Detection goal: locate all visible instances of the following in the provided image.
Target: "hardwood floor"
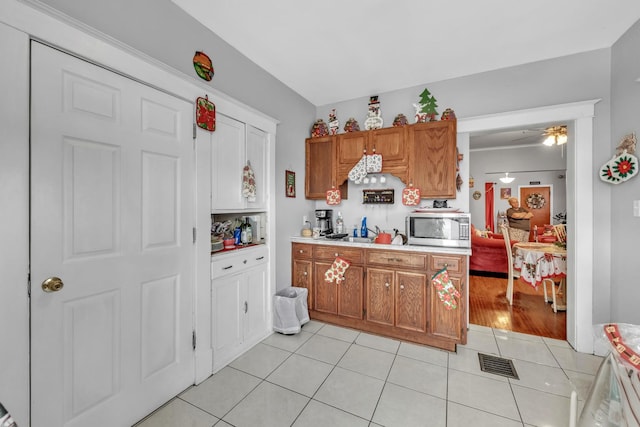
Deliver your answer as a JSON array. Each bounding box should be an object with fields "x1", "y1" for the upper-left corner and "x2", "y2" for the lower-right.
[{"x1": 469, "y1": 274, "x2": 566, "y2": 340}]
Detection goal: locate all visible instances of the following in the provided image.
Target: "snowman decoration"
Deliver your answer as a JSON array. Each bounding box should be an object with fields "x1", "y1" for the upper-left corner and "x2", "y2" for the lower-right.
[
  {"x1": 328, "y1": 109, "x2": 340, "y2": 135},
  {"x1": 364, "y1": 96, "x2": 383, "y2": 130}
]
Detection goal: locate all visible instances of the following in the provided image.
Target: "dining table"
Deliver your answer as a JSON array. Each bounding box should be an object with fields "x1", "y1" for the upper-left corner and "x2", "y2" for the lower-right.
[{"x1": 513, "y1": 241, "x2": 567, "y2": 311}]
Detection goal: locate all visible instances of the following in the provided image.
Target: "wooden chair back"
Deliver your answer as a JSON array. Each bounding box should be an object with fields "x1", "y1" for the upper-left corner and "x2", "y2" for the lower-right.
[{"x1": 554, "y1": 224, "x2": 567, "y2": 242}]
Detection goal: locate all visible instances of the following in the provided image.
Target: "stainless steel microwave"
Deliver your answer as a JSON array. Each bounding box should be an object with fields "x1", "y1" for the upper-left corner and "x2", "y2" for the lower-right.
[{"x1": 405, "y1": 212, "x2": 471, "y2": 248}]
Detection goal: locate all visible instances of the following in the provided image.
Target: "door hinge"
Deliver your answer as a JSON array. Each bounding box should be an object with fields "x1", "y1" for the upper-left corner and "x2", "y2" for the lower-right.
[
  {"x1": 193, "y1": 123, "x2": 197, "y2": 139},
  {"x1": 192, "y1": 330, "x2": 196, "y2": 350},
  {"x1": 193, "y1": 227, "x2": 197, "y2": 244},
  {"x1": 27, "y1": 272, "x2": 31, "y2": 297}
]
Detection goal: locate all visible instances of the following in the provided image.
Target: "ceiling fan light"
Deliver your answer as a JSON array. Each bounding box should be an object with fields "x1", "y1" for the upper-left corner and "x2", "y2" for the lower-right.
[
  {"x1": 543, "y1": 135, "x2": 556, "y2": 146},
  {"x1": 500, "y1": 173, "x2": 515, "y2": 184},
  {"x1": 557, "y1": 134, "x2": 568, "y2": 145}
]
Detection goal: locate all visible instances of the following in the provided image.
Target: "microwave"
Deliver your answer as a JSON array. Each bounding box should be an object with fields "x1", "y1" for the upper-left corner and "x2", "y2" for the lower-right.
[{"x1": 406, "y1": 212, "x2": 471, "y2": 248}]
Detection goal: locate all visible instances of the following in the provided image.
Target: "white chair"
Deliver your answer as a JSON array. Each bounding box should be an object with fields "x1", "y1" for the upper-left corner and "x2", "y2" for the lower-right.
[
  {"x1": 542, "y1": 277, "x2": 566, "y2": 313},
  {"x1": 500, "y1": 225, "x2": 520, "y2": 305}
]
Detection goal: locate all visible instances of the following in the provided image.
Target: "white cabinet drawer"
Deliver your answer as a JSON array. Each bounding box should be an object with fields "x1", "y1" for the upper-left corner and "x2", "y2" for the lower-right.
[{"x1": 211, "y1": 246, "x2": 268, "y2": 279}]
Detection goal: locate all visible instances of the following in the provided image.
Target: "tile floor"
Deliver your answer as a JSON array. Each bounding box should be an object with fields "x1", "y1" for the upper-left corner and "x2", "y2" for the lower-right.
[{"x1": 134, "y1": 321, "x2": 603, "y2": 427}]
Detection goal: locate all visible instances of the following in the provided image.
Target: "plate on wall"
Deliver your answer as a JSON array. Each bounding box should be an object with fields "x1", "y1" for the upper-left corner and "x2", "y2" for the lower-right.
[{"x1": 413, "y1": 208, "x2": 461, "y2": 213}]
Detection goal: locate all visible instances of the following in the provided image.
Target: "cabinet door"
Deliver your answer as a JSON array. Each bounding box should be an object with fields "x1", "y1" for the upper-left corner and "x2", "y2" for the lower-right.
[
  {"x1": 212, "y1": 115, "x2": 245, "y2": 209},
  {"x1": 212, "y1": 274, "x2": 243, "y2": 366},
  {"x1": 429, "y1": 275, "x2": 464, "y2": 341},
  {"x1": 338, "y1": 265, "x2": 364, "y2": 319},
  {"x1": 314, "y1": 261, "x2": 337, "y2": 314},
  {"x1": 408, "y1": 121, "x2": 457, "y2": 198},
  {"x1": 245, "y1": 125, "x2": 268, "y2": 210},
  {"x1": 292, "y1": 258, "x2": 313, "y2": 309},
  {"x1": 305, "y1": 136, "x2": 336, "y2": 199},
  {"x1": 366, "y1": 268, "x2": 394, "y2": 326},
  {"x1": 244, "y1": 265, "x2": 269, "y2": 344},
  {"x1": 371, "y1": 127, "x2": 408, "y2": 180},
  {"x1": 336, "y1": 131, "x2": 368, "y2": 184},
  {"x1": 395, "y1": 271, "x2": 427, "y2": 333}
]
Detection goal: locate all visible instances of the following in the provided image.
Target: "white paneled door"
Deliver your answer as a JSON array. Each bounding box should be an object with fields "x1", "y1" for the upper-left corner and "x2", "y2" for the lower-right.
[{"x1": 30, "y1": 42, "x2": 195, "y2": 427}]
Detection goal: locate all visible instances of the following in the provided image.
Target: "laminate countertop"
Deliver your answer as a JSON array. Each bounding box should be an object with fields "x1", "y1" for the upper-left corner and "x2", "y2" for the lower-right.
[{"x1": 290, "y1": 236, "x2": 471, "y2": 256}]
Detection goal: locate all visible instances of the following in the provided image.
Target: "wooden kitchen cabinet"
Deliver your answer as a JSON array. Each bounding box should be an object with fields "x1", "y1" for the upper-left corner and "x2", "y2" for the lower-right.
[
  {"x1": 291, "y1": 241, "x2": 467, "y2": 351},
  {"x1": 428, "y1": 254, "x2": 466, "y2": 342},
  {"x1": 305, "y1": 136, "x2": 347, "y2": 200},
  {"x1": 312, "y1": 245, "x2": 364, "y2": 319},
  {"x1": 336, "y1": 126, "x2": 408, "y2": 185},
  {"x1": 408, "y1": 120, "x2": 457, "y2": 199},
  {"x1": 291, "y1": 243, "x2": 313, "y2": 308}
]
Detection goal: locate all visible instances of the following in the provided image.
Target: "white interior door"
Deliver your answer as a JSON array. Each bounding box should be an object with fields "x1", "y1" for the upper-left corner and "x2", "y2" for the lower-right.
[{"x1": 30, "y1": 42, "x2": 195, "y2": 427}]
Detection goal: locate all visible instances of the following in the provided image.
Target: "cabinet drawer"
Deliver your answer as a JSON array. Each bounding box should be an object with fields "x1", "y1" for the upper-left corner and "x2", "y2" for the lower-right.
[
  {"x1": 430, "y1": 254, "x2": 464, "y2": 274},
  {"x1": 211, "y1": 247, "x2": 268, "y2": 279},
  {"x1": 367, "y1": 250, "x2": 427, "y2": 269},
  {"x1": 292, "y1": 243, "x2": 313, "y2": 258},
  {"x1": 314, "y1": 245, "x2": 363, "y2": 264}
]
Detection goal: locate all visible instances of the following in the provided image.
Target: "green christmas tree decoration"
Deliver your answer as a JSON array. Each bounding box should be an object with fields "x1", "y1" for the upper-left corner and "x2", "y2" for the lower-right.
[{"x1": 418, "y1": 88, "x2": 439, "y2": 120}]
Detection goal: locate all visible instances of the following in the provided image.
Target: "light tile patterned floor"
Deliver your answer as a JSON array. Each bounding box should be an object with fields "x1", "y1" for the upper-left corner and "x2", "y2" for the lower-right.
[{"x1": 134, "y1": 322, "x2": 602, "y2": 426}]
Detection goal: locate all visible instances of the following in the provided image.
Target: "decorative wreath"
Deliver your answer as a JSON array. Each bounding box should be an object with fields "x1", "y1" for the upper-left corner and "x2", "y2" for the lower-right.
[{"x1": 526, "y1": 193, "x2": 546, "y2": 209}]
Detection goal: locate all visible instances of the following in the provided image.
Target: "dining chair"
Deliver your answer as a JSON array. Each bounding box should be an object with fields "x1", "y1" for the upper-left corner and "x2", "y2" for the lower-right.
[
  {"x1": 542, "y1": 277, "x2": 566, "y2": 313},
  {"x1": 500, "y1": 225, "x2": 520, "y2": 305},
  {"x1": 554, "y1": 224, "x2": 567, "y2": 242}
]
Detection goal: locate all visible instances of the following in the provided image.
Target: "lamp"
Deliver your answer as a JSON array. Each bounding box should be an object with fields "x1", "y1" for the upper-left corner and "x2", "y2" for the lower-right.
[
  {"x1": 500, "y1": 173, "x2": 515, "y2": 184},
  {"x1": 543, "y1": 126, "x2": 568, "y2": 146}
]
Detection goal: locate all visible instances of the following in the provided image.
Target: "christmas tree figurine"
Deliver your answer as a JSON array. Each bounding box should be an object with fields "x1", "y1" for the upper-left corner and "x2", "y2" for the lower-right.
[{"x1": 414, "y1": 88, "x2": 439, "y2": 122}]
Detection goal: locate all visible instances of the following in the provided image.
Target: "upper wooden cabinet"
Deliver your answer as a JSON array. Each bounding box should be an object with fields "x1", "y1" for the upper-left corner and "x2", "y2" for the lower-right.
[
  {"x1": 305, "y1": 136, "x2": 348, "y2": 200},
  {"x1": 336, "y1": 126, "x2": 409, "y2": 185},
  {"x1": 408, "y1": 120, "x2": 457, "y2": 199},
  {"x1": 306, "y1": 121, "x2": 457, "y2": 200}
]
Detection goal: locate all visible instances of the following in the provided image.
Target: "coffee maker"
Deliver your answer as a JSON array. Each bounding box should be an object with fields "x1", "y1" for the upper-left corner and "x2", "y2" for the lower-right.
[{"x1": 315, "y1": 209, "x2": 333, "y2": 236}]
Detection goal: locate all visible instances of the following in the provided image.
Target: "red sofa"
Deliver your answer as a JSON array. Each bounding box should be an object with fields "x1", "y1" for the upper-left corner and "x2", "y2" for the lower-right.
[{"x1": 469, "y1": 227, "x2": 512, "y2": 275}]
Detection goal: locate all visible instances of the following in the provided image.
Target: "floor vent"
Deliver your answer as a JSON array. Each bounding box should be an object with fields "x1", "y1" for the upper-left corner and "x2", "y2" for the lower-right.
[{"x1": 478, "y1": 353, "x2": 519, "y2": 380}]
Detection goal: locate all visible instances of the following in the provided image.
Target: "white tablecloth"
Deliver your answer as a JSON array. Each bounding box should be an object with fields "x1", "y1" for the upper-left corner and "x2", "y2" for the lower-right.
[{"x1": 513, "y1": 242, "x2": 567, "y2": 288}]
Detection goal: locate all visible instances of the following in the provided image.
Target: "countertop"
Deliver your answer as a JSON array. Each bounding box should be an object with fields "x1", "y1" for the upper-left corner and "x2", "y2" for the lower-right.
[{"x1": 291, "y1": 236, "x2": 471, "y2": 256}]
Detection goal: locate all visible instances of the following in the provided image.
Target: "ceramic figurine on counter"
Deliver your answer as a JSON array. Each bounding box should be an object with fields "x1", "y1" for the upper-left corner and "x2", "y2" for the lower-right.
[
  {"x1": 392, "y1": 113, "x2": 409, "y2": 127},
  {"x1": 328, "y1": 109, "x2": 340, "y2": 135},
  {"x1": 414, "y1": 87, "x2": 438, "y2": 122},
  {"x1": 441, "y1": 108, "x2": 456, "y2": 121}
]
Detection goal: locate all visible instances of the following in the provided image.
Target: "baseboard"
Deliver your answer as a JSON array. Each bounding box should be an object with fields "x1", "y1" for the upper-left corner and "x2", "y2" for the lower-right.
[{"x1": 470, "y1": 270, "x2": 508, "y2": 279}]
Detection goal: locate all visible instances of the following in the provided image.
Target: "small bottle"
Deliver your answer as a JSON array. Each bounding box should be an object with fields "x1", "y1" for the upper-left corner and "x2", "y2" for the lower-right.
[
  {"x1": 241, "y1": 218, "x2": 252, "y2": 245},
  {"x1": 335, "y1": 212, "x2": 344, "y2": 234},
  {"x1": 361, "y1": 217, "x2": 368, "y2": 238},
  {"x1": 353, "y1": 225, "x2": 358, "y2": 237}
]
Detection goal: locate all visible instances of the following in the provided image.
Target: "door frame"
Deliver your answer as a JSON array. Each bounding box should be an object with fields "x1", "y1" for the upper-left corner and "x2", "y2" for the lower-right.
[{"x1": 459, "y1": 99, "x2": 599, "y2": 353}]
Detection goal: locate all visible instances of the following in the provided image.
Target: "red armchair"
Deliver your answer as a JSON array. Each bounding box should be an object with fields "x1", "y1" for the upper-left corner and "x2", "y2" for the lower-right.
[{"x1": 469, "y1": 226, "x2": 513, "y2": 275}]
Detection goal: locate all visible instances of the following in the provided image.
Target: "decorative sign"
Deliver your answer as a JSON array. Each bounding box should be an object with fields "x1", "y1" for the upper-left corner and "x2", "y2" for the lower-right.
[
  {"x1": 529, "y1": 181, "x2": 541, "y2": 185},
  {"x1": 193, "y1": 51, "x2": 214, "y2": 81},
  {"x1": 285, "y1": 170, "x2": 296, "y2": 198},
  {"x1": 363, "y1": 189, "x2": 394, "y2": 204}
]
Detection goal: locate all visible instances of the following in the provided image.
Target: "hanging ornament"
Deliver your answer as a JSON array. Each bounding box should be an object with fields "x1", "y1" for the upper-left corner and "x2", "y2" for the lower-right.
[
  {"x1": 193, "y1": 51, "x2": 214, "y2": 81},
  {"x1": 195, "y1": 95, "x2": 216, "y2": 131},
  {"x1": 326, "y1": 186, "x2": 341, "y2": 205}
]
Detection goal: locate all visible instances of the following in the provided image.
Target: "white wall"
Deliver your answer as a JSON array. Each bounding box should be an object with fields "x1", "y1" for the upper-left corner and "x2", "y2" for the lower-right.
[{"x1": 611, "y1": 20, "x2": 640, "y2": 324}]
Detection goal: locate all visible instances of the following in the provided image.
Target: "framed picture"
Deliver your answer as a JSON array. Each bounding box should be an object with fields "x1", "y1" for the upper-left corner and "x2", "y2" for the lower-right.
[
  {"x1": 500, "y1": 187, "x2": 511, "y2": 199},
  {"x1": 285, "y1": 170, "x2": 296, "y2": 198}
]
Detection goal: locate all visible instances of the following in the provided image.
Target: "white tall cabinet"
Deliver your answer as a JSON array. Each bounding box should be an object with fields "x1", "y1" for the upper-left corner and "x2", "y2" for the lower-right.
[{"x1": 211, "y1": 114, "x2": 268, "y2": 212}]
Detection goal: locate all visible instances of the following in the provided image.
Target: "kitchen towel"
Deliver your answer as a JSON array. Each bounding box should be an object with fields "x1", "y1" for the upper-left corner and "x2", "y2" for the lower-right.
[{"x1": 242, "y1": 161, "x2": 256, "y2": 201}]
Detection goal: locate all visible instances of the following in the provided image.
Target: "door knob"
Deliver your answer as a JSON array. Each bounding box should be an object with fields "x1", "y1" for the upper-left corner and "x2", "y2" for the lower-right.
[{"x1": 42, "y1": 277, "x2": 64, "y2": 293}]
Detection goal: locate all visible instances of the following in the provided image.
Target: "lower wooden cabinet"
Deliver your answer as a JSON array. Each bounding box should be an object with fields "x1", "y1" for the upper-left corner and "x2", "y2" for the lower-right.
[{"x1": 291, "y1": 242, "x2": 467, "y2": 351}]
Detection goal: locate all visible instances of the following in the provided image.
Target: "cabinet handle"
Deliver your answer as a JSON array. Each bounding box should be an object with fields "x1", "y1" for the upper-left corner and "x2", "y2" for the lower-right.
[
  {"x1": 400, "y1": 285, "x2": 405, "y2": 290},
  {"x1": 244, "y1": 301, "x2": 248, "y2": 313},
  {"x1": 243, "y1": 259, "x2": 248, "y2": 264},
  {"x1": 299, "y1": 250, "x2": 304, "y2": 253},
  {"x1": 223, "y1": 265, "x2": 233, "y2": 270},
  {"x1": 303, "y1": 271, "x2": 308, "y2": 276},
  {"x1": 385, "y1": 282, "x2": 390, "y2": 288},
  {"x1": 256, "y1": 256, "x2": 265, "y2": 260},
  {"x1": 386, "y1": 257, "x2": 402, "y2": 262}
]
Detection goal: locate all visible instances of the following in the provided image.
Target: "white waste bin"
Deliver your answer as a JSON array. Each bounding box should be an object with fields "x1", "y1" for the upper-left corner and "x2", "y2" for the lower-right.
[{"x1": 273, "y1": 287, "x2": 309, "y2": 334}]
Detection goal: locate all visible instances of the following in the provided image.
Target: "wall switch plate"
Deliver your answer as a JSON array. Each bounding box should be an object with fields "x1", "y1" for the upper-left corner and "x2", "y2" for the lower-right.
[{"x1": 634, "y1": 200, "x2": 640, "y2": 217}]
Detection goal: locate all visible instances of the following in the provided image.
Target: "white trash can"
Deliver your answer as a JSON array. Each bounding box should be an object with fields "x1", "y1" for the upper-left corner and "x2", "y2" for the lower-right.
[{"x1": 273, "y1": 287, "x2": 309, "y2": 334}]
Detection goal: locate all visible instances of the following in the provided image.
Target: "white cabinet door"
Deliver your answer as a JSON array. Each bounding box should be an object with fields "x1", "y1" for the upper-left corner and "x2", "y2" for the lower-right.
[
  {"x1": 212, "y1": 274, "x2": 243, "y2": 370},
  {"x1": 245, "y1": 125, "x2": 268, "y2": 210},
  {"x1": 243, "y1": 264, "x2": 269, "y2": 344},
  {"x1": 212, "y1": 114, "x2": 245, "y2": 210}
]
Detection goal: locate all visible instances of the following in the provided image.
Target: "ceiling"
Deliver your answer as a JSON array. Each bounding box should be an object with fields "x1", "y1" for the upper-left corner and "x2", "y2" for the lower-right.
[
  {"x1": 172, "y1": 0, "x2": 640, "y2": 107},
  {"x1": 470, "y1": 122, "x2": 566, "y2": 150}
]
